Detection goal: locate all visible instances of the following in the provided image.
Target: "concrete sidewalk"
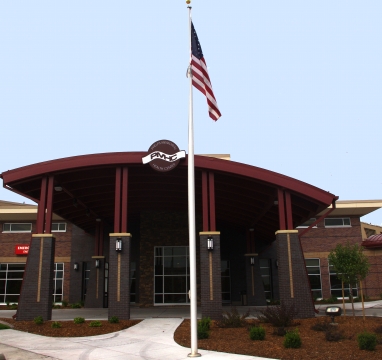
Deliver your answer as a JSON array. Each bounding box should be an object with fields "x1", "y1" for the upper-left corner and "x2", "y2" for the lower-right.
[{"x1": 0, "y1": 318, "x2": 277, "y2": 360}]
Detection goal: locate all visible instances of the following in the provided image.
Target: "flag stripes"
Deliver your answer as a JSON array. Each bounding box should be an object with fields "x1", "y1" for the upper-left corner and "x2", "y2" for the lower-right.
[{"x1": 190, "y1": 22, "x2": 221, "y2": 121}]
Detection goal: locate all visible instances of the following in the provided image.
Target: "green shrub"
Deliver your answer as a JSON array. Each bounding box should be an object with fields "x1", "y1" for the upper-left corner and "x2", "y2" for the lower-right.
[
  {"x1": 258, "y1": 303, "x2": 298, "y2": 328},
  {"x1": 284, "y1": 329, "x2": 301, "y2": 349},
  {"x1": 249, "y1": 325, "x2": 265, "y2": 340},
  {"x1": 74, "y1": 317, "x2": 85, "y2": 324},
  {"x1": 51, "y1": 321, "x2": 62, "y2": 329},
  {"x1": 109, "y1": 316, "x2": 119, "y2": 324},
  {"x1": 199, "y1": 317, "x2": 211, "y2": 330},
  {"x1": 216, "y1": 307, "x2": 249, "y2": 328},
  {"x1": 89, "y1": 320, "x2": 102, "y2": 327},
  {"x1": 61, "y1": 299, "x2": 69, "y2": 307},
  {"x1": 197, "y1": 317, "x2": 211, "y2": 339},
  {"x1": 34, "y1": 316, "x2": 44, "y2": 325},
  {"x1": 357, "y1": 332, "x2": 377, "y2": 351},
  {"x1": 10, "y1": 303, "x2": 18, "y2": 310},
  {"x1": 0, "y1": 323, "x2": 11, "y2": 330},
  {"x1": 325, "y1": 327, "x2": 343, "y2": 342},
  {"x1": 70, "y1": 302, "x2": 82, "y2": 309}
]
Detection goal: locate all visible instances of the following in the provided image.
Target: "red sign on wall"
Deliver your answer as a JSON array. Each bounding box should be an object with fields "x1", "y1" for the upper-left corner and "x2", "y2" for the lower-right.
[{"x1": 15, "y1": 244, "x2": 30, "y2": 255}]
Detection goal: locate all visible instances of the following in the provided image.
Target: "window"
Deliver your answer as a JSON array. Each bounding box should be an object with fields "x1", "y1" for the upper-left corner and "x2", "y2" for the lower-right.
[
  {"x1": 130, "y1": 262, "x2": 136, "y2": 303},
  {"x1": 259, "y1": 259, "x2": 272, "y2": 300},
  {"x1": 51, "y1": 223, "x2": 66, "y2": 232},
  {"x1": 82, "y1": 262, "x2": 90, "y2": 302},
  {"x1": 221, "y1": 260, "x2": 231, "y2": 303},
  {"x1": 0, "y1": 263, "x2": 25, "y2": 303},
  {"x1": 305, "y1": 259, "x2": 322, "y2": 299},
  {"x1": 297, "y1": 218, "x2": 317, "y2": 228},
  {"x1": 154, "y1": 246, "x2": 189, "y2": 304},
  {"x1": 0, "y1": 263, "x2": 64, "y2": 304},
  {"x1": 329, "y1": 262, "x2": 358, "y2": 299},
  {"x1": 324, "y1": 218, "x2": 351, "y2": 227},
  {"x1": 53, "y1": 263, "x2": 64, "y2": 303},
  {"x1": 2, "y1": 223, "x2": 32, "y2": 233}
]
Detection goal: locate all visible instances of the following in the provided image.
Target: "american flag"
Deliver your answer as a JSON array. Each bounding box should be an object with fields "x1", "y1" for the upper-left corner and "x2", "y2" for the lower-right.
[{"x1": 190, "y1": 22, "x2": 221, "y2": 121}]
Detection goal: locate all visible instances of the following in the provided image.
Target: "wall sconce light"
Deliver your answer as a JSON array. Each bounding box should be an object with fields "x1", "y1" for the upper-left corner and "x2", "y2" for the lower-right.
[
  {"x1": 275, "y1": 260, "x2": 279, "y2": 268},
  {"x1": 116, "y1": 238, "x2": 122, "y2": 251},
  {"x1": 250, "y1": 257, "x2": 255, "y2": 266},
  {"x1": 96, "y1": 218, "x2": 101, "y2": 222},
  {"x1": 54, "y1": 186, "x2": 63, "y2": 192},
  {"x1": 207, "y1": 236, "x2": 213, "y2": 250},
  {"x1": 95, "y1": 259, "x2": 100, "y2": 268},
  {"x1": 73, "y1": 262, "x2": 79, "y2": 271}
]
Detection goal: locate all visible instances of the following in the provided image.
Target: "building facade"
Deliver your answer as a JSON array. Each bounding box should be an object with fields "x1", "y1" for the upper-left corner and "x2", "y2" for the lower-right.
[{"x1": 1, "y1": 151, "x2": 380, "y2": 320}]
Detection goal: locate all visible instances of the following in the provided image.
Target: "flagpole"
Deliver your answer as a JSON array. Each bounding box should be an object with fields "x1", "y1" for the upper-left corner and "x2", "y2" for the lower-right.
[{"x1": 187, "y1": 2, "x2": 200, "y2": 358}]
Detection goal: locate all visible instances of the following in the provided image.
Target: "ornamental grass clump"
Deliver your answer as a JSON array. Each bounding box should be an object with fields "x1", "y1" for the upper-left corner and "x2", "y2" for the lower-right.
[
  {"x1": 283, "y1": 329, "x2": 301, "y2": 349},
  {"x1": 34, "y1": 316, "x2": 44, "y2": 325},
  {"x1": 197, "y1": 317, "x2": 211, "y2": 339},
  {"x1": 357, "y1": 332, "x2": 377, "y2": 351},
  {"x1": 73, "y1": 317, "x2": 85, "y2": 324},
  {"x1": 109, "y1": 316, "x2": 119, "y2": 324},
  {"x1": 51, "y1": 321, "x2": 62, "y2": 329},
  {"x1": 249, "y1": 325, "x2": 265, "y2": 341},
  {"x1": 258, "y1": 303, "x2": 298, "y2": 328},
  {"x1": 89, "y1": 320, "x2": 102, "y2": 327},
  {"x1": 216, "y1": 307, "x2": 249, "y2": 328}
]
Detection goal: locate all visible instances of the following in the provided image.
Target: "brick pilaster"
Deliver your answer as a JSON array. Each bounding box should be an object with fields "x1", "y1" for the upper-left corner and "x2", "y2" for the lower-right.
[
  {"x1": 245, "y1": 254, "x2": 267, "y2": 306},
  {"x1": 17, "y1": 234, "x2": 55, "y2": 321},
  {"x1": 84, "y1": 256, "x2": 105, "y2": 308},
  {"x1": 276, "y1": 230, "x2": 315, "y2": 318},
  {"x1": 199, "y1": 232, "x2": 222, "y2": 320},
  {"x1": 108, "y1": 233, "x2": 131, "y2": 320}
]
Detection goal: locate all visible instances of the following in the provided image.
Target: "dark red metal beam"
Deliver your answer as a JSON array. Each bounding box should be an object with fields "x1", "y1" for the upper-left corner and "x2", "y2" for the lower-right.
[
  {"x1": 36, "y1": 177, "x2": 48, "y2": 234},
  {"x1": 114, "y1": 167, "x2": 121, "y2": 233},
  {"x1": 209, "y1": 172, "x2": 216, "y2": 231},
  {"x1": 277, "y1": 188, "x2": 286, "y2": 230},
  {"x1": 44, "y1": 175, "x2": 54, "y2": 234},
  {"x1": 202, "y1": 171, "x2": 209, "y2": 231},
  {"x1": 121, "y1": 167, "x2": 128, "y2": 233},
  {"x1": 285, "y1": 190, "x2": 293, "y2": 230}
]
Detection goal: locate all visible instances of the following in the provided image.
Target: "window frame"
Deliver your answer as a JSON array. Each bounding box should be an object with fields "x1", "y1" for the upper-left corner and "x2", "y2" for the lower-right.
[
  {"x1": 2, "y1": 223, "x2": 32, "y2": 233},
  {"x1": 324, "y1": 218, "x2": 351, "y2": 228},
  {"x1": 51, "y1": 223, "x2": 67, "y2": 232},
  {"x1": 305, "y1": 258, "x2": 322, "y2": 300}
]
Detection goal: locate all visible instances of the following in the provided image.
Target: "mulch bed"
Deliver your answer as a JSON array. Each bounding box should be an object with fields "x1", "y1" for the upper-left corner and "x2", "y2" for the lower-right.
[
  {"x1": 0, "y1": 318, "x2": 140, "y2": 337},
  {"x1": 174, "y1": 317, "x2": 382, "y2": 360}
]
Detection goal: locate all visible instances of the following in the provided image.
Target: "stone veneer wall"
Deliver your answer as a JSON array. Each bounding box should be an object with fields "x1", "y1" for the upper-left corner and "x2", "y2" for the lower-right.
[
  {"x1": 139, "y1": 211, "x2": 200, "y2": 307},
  {"x1": 276, "y1": 231, "x2": 315, "y2": 318}
]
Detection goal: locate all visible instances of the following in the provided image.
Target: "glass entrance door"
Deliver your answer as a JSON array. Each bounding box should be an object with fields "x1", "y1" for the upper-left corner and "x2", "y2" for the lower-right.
[{"x1": 154, "y1": 246, "x2": 190, "y2": 304}]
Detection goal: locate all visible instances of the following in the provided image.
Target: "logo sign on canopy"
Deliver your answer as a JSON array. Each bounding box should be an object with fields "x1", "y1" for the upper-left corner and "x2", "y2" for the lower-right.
[{"x1": 142, "y1": 140, "x2": 186, "y2": 172}]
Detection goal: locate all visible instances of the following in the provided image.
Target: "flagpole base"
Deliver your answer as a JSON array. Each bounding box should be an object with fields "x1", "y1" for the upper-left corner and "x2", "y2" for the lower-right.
[{"x1": 188, "y1": 353, "x2": 201, "y2": 357}]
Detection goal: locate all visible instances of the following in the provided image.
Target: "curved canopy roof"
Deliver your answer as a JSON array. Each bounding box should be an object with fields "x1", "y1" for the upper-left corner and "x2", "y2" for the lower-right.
[{"x1": 1, "y1": 152, "x2": 337, "y2": 242}]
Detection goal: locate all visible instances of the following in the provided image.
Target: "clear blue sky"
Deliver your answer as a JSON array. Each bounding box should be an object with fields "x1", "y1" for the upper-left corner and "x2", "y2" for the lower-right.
[{"x1": 1, "y1": 1, "x2": 381, "y2": 225}]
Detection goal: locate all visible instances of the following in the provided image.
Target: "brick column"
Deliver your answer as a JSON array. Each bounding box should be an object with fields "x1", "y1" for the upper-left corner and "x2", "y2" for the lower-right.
[
  {"x1": 108, "y1": 233, "x2": 131, "y2": 320},
  {"x1": 84, "y1": 256, "x2": 105, "y2": 308},
  {"x1": 17, "y1": 234, "x2": 55, "y2": 321},
  {"x1": 199, "y1": 232, "x2": 222, "y2": 320},
  {"x1": 245, "y1": 254, "x2": 267, "y2": 306},
  {"x1": 276, "y1": 230, "x2": 315, "y2": 318}
]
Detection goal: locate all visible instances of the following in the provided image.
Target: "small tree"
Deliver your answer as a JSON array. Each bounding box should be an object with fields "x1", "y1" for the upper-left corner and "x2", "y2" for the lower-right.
[{"x1": 328, "y1": 243, "x2": 370, "y2": 317}]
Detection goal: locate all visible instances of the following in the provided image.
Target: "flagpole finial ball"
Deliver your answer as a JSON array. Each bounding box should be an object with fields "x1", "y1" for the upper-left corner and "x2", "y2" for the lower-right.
[{"x1": 186, "y1": 0, "x2": 191, "y2": 4}]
